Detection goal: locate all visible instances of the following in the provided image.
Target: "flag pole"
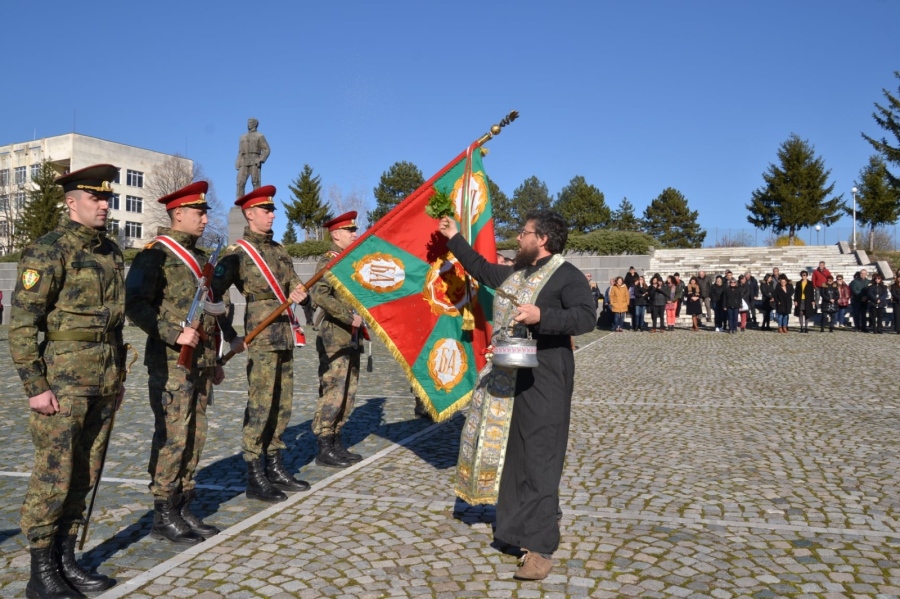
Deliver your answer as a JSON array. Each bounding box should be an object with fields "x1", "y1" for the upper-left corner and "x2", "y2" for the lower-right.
[{"x1": 474, "y1": 111, "x2": 519, "y2": 148}]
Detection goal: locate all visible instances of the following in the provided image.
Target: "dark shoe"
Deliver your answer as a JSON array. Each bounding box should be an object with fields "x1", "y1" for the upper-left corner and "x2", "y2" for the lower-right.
[
  {"x1": 56, "y1": 534, "x2": 113, "y2": 593},
  {"x1": 246, "y1": 459, "x2": 287, "y2": 503},
  {"x1": 179, "y1": 489, "x2": 219, "y2": 538},
  {"x1": 514, "y1": 550, "x2": 553, "y2": 580},
  {"x1": 315, "y1": 435, "x2": 352, "y2": 468},
  {"x1": 26, "y1": 546, "x2": 83, "y2": 599},
  {"x1": 331, "y1": 434, "x2": 362, "y2": 463},
  {"x1": 151, "y1": 495, "x2": 203, "y2": 545},
  {"x1": 266, "y1": 451, "x2": 310, "y2": 492}
]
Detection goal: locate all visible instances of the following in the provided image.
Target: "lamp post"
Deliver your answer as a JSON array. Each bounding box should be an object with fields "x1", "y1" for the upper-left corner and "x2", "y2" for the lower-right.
[
  {"x1": 815, "y1": 224, "x2": 821, "y2": 245},
  {"x1": 851, "y1": 187, "x2": 858, "y2": 250}
]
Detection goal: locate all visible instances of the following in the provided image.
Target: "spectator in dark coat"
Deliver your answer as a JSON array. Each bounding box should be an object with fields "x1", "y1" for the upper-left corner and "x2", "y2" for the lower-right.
[
  {"x1": 723, "y1": 278, "x2": 743, "y2": 334},
  {"x1": 773, "y1": 274, "x2": 794, "y2": 333},
  {"x1": 737, "y1": 274, "x2": 752, "y2": 331},
  {"x1": 710, "y1": 275, "x2": 726, "y2": 332},
  {"x1": 696, "y1": 270, "x2": 712, "y2": 323},
  {"x1": 648, "y1": 276, "x2": 668, "y2": 332},
  {"x1": 891, "y1": 277, "x2": 900, "y2": 334},
  {"x1": 745, "y1": 271, "x2": 760, "y2": 325},
  {"x1": 760, "y1": 274, "x2": 775, "y2": 331},
  {"x1": 867, "y1": 274, "x2": 889, "y2": 334},
  {"x1": 850, "y1": 269, "x2": 870, "y2": 332},
  {"x1": 685, "y1": 277, "x2": 703, "y2": 332},
  {"x1": 632, "y1": 276, "x2": 649, "y2": 332},
  {"x1": 819, "y1": 275, "x2": 839, "y2": 332}
]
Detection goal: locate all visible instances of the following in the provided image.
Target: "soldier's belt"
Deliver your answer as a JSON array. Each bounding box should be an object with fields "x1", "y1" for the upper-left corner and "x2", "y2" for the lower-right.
[
  {"x1": 246, "y1": 292, "x2": 277, "y2": 302},
  {"x1": 46, "y1": 331, "x2": 117, "y2": 343}
]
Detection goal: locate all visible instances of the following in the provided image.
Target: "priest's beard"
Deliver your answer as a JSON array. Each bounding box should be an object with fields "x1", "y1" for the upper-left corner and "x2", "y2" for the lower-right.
[{"x1": 514, "y1": 245, "x2": 539, "y2": 269}]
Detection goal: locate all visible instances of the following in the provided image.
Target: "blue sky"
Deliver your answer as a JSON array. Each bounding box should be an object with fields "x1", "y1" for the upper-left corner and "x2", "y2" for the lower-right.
[{"x1": 3, "y1": 0, "x2": 898, "y2": 245}]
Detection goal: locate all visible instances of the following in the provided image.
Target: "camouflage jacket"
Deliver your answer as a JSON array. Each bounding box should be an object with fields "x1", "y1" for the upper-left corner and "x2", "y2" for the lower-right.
[
  {"x1": 212, "y1": 228, "x2": 302, "y2": 352},
  {"x1": 125, "y1": 228, "x2": 221, "y2": 370},
  {"x1": 311, "y1": 245, "x2": 357, "y2": 349},
  {"x1": 9, "y1": 216, "x2": 125, "y2": 398}
]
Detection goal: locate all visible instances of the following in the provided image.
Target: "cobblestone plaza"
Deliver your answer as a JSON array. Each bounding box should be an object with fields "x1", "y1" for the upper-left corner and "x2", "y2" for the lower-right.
[{"x1": 1, "y1": 324, "x2": 900, "y2": 598}]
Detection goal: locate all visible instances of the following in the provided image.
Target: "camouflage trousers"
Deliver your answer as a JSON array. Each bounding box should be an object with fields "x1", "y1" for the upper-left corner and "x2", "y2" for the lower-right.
[
  {"x1": 313, "y1": 338, "x2": 360, "y2": 437},
  {"x1": 148, "y1": 367, "x2": 213, "y2": 498},
  {"x1": 21, "y1": 393, "x2": 116, "y2": 548},
  {"x1": 243, "y1": 349, "x2": 293, "y2": 462}
]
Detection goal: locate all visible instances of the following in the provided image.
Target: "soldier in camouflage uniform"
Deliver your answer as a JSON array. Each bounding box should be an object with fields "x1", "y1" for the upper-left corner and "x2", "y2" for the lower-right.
[
  {"x1": 125, "y1": 181, "x2": 226, "y2": 546},
  {"x1": 10, "y1": 164, "x2": 124, "y2": 598},
  {"x1": 212, "y1": 185, "x2": 310, "y2": 503},
  {"x1": 311, "y1": 211, "x2": 365, "y2": 469}
]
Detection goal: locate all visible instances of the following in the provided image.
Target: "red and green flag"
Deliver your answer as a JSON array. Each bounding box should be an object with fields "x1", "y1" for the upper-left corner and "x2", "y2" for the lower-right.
[{"x1": 321, "y1": 144, "x2": 497, "y2": 421}]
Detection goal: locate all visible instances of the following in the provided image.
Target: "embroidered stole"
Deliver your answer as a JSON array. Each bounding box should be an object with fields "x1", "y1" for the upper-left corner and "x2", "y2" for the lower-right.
[
  {"x1": 236, "y1": 239, "x2": 305, "y2": 347},
  {"x1": 454, "y1": 254, "x2": 566, "y2": 505}
]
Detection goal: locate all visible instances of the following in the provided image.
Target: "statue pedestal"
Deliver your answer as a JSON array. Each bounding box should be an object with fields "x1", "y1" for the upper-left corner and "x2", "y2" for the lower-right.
[{"x1": 228, "y1": 207, "x2": 244, "y2": 244}]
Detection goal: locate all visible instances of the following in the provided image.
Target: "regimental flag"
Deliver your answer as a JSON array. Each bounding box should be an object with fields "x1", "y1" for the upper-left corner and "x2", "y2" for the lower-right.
[{"x1": 322, "y1": 145, "x2": 497, "y2": 421}]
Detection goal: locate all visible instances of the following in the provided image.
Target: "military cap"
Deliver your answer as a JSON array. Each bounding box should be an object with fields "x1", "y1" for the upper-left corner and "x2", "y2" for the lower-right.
[
  {"x1": 55, "y1": 163, "x2": 118, "y2": 196},
  {"x1": 235, "y1": 185, "x2": 276, "y2": 210},
  {"x1": 324, "y1": 211, "x2": 358, "y2": 232},
  {"x1": 158, "y1": 181, "x2": 209, "y2": 210}
]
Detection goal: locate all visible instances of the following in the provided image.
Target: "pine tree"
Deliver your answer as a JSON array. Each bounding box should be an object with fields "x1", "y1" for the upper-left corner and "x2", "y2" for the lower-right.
[
  {"x1": 14, "y1": 161, "x2": 64, "y2": 249},
  {"x1": 610, "y1": 197, "x2": 640, "y2": 231},
  {"x1": 285, "y1": 165, "x2": 332, "y2": 241},
  {"x1": 746, "y1": 134, "x2": 844, "y2": 244},
  {"x1": 554, "y1": 175, "x2": 610, "y2": 233},
  {"x1": 367, "y1": 161, "x2": 424, "y2": 225},
  {"x1": 849, "y1": 155, "x2": 900, "y2": 251},
  {"x1": 282, "y1": 220, "x2": 298, "y2": 244},
  {"x1": 487, "y1": 177, "x2": 516, "y2": 241},
  {"x1": 862, "y1": 70, "x2": 900, "y2": 189},
  {"x1": 510, "y1": 176, "x2": 552, "y2": 225},
  {"x1": 641, "y1": 187, "x2": 706, "y2": 248}
]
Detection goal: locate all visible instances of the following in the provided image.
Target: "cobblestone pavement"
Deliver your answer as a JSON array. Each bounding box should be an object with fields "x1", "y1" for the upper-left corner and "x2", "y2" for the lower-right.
[{"x1": 2, "y1": 324, "x2": 900, "y2": 598}]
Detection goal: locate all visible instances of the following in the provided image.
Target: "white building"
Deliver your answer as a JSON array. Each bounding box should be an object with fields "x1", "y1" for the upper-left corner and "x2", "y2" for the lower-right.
[{"x1": 0, "y1": 133, "x2": 192, "y2": 252}]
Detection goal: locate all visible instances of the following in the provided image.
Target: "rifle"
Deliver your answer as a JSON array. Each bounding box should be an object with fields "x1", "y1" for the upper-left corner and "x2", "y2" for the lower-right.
[
  {"x1": 79, "y1": 344, "x2": 139, "y2": 550},
  {"x1": 177, "y1": 239, "x2": 225, "y2": 373}
]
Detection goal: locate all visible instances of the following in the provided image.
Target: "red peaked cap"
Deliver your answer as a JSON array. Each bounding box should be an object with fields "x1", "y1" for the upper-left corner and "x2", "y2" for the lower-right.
[
  {"x1": 235, "y1": 185, "x2": 276, "y2": 210},
  {"x1": 324, "y1": 211, "x2": 358, "y2": 231},
  {"x1": 157, "y1": 181, "x2": 209, "y2": 210}
]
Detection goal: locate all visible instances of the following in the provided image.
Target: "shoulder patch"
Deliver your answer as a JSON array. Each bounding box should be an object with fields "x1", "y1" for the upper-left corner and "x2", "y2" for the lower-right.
[
  {"x1": 22, "y1": 269, "x2": 41, "y2": 290},
  {"x1": 37, "y1": 231, "x2": 64, "y2": 246},
  {"x1": 214, "y1": 264, "x2": 226, "y2": 278},
  {"x1": 325, "y1": 250, "x2": 339, "y2": 259}
]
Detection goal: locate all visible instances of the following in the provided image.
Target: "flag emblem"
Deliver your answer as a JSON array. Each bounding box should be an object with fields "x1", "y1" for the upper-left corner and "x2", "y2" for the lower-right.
[
  {"x1": 451, "y1": 171, "x2": 489, "y2": 223},
  {"x1": 351, "y1": 253, "x2": 406, "y2": 293},
  {"x1": 423, "y1": 254, "x2": 479, "y2": 317},
  {"x1": 427, "y1": 338, "x2": 467, "y2": 391}
]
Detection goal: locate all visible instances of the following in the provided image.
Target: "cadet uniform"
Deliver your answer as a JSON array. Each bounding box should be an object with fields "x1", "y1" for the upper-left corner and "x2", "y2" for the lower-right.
[
  {"x1": 125, "y1": 181, "x2": 222, "y2": 545},
  {"x1": 311, "y1": 212, "x2": 364, "y2": 468},
  {"x1": 212, "y1": 185, "x2": 310, "y2": 503},
  {"x1": 11, "y1": 164, "x2": 123, "y2": 597}
]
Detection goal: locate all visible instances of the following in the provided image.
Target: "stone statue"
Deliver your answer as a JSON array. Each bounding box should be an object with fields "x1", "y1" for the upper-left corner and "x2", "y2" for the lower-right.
[{"x1": 235, "y1": 118, "x2": 271, "y2": 198}]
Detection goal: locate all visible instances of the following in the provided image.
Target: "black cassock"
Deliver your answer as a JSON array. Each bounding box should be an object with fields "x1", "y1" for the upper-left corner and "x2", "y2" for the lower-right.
[{"x1": 448, "y1": 235, "x2": 596, "y2": 554}]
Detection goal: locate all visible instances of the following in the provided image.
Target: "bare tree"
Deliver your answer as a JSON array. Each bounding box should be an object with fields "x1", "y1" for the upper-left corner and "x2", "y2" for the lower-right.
[
  {"x1": 858, "y1": 227, "x2": 897, "y2": 253},
  {"x1": 0, "y1": 176, "x2": 17, "y2": 254},
  {"x1": 714, "y1": 230, "x2": 754, "y2": 248},
  {"x1": 327, "y1": 184, "x2": 370, "y2": 233}
]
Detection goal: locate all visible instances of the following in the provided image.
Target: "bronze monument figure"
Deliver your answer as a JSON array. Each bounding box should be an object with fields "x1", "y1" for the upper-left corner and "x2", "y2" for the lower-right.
[{"x1": 235, "y1": 118, "x2": 271, "y2": 198}]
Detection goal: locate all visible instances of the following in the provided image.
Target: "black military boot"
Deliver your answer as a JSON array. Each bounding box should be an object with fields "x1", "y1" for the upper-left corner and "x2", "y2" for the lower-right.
[
  {"x1": 266, "y1": 451, "x2": 310, "y2": 492},
  {"x1": 56, "y1": 533, "x2": 113, "y2": 593},
  {"x1": 331, "y1": 433, "x2": 362, "y2": 463},
  {"x1": 315, "y1": 435, "x2": 351, "y2": 468},
  {"x1": 26, "y1": 546, "x2": 83, "y2": 599},
  {"x1": 179, "y1": 489, "x2": 219, "y2": 538},
  {"x1": 150, "y1": 495, "x2": 203, "y2": 545},
  {"x1": 246, "y1": 459, "x2": 287, "y2": 503}
]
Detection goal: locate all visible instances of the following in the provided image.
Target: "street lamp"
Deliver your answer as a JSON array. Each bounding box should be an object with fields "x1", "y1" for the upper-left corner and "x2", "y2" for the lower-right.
[
  {"x1": 815, "y1": 224, "x2": 821, "y2": 245},
  {"x1": 851, "y1": 187, "x2": 858, "y2": 250}
]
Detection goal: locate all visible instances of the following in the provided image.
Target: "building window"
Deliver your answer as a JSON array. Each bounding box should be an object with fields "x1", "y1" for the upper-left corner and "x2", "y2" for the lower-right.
[
  {"x1": 126, "y1": 195, "x2": 143, "y2": 213},
  {"x1": 126, "y1": 170, "x2": 143, "y2": 187},
  {"x1": 30, "y1": 164, "x2": 41, "y2": 179},
  {"x1": 107, "y1": 219, "x2": 119, "y2": 235},
  {"x1": 0, "y1": 169, "x2": 8, "y2": 186},
  {"x1": 14, "y1": 166, "x2": 26, "y2": 185},
  {"x1": 15, "y1": 192, "x2": 27, "y2": 210},
  {"x1": 0, "y1": 221, "x2": 7, "y2": 237},
  {"x1": 125, "y1": 221, "x2": 142, "y2": 238},
  {"x1": 113, "y1": 168, "x2": 121, "y2": 184},
  {"x1": 0, "y1": 195, "x2": 7, "y2": 211},
  {"x1": 109, "y1": 193, "x2": 120, "y2": 210}
]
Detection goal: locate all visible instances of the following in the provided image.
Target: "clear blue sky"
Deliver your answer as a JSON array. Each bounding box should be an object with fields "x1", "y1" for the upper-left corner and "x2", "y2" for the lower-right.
[{"x1": 3, "y1": 0, "x2": 898, "y2": 245}]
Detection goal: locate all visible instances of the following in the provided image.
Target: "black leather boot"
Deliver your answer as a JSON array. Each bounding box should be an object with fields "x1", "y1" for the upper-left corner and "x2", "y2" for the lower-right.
[
  {"x1": 150, "y1": 495, "x2": 203, "y2": 545},
  {"x1": 315, "y1": 435, "x2": 351, "y2": 468},
  {"x1": 266, "y1": 451, "x2": 310, "y2": 492},
  {"x1": 56, "y1": 533, "x2": 113, "y2": 593},
  {"x1": 179, "y1": 489, "x2": 219, "y2": 538},
  {"x1": 246, "y1": 459, "x2": 287, "y2": 503},
  {"x1": 331, "y1": 433, "x2": 362, "y2": 463},
  {"x1": 26, "y1": 546, "x2": 83, "y2": 599}
]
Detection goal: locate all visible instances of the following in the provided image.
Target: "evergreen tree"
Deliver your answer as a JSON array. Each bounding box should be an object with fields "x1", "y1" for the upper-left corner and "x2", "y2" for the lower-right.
[
  {"x1": 285, "y1": 164, "x2": 332, "y2": 241},
  {"x1": 610, "y1": 197, "x2": 640, "y2": 231},
  {"x1": 367, "y1": 161, "x2": 424, "y2": 225},
  {"x1": 746, "y1": 134, "x2": 844, "y2": 244},
  {"x1": 282, "y1": 220, "x2": 298, "y2": 244},
  {"x1": 862, "y1": 70, "x2": 900, "y2": 189},
  {"x1": 554, "y1": 175, "x2": 610, "y2": 233},
  {"x1": 14, "y1": 161, "x2": 64, "y2": 248},
  {"x1": 849, "y1": 155, "x2": 900, "y2": 252},
  {"x1": 641, "y1": 187, "x2": 706, "y2": 248},
  {"x1": 510, "y1": 176, "x2": 552, "y2": 225},
  {"x1": 487, "y1": 177, "x2": 516, "y2": 241}
]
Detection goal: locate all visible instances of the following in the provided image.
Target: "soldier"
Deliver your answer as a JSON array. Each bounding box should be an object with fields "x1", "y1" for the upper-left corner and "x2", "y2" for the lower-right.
[
  {"x1": 311, "y1": 211, "x2": 365, "y2": 468},
  {"x1": 10, "y1": 164, "x2": 125, "y2": 598},
  {"x1": 235, "y1": 117, "x2": 270, "y2": 198},
  {"x1": 125, "y1": 181, "x2": 226, "y2": 546},
  {"x1": 212, "y1": 185, "x2": 310, "y2": 503}
]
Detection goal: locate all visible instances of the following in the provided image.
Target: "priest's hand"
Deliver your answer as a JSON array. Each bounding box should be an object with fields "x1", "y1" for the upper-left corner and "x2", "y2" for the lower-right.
[
  {"x1": 514, "y1": 304, "x2": 541, "y2": 325},
  {"x1": 438, "y1": 216, "x2": 458, "y2": 239}
]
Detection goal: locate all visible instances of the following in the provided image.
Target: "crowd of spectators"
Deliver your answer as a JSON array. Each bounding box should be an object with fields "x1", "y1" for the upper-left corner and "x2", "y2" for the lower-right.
[{"x1": 585, "y1": 261, "x2": 900, "y2": 334}]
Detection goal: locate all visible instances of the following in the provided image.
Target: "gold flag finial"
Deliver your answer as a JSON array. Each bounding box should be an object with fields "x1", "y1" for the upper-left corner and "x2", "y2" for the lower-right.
[{"x1": 476, "y1": 110, "x2": 519, "y2": 148}]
